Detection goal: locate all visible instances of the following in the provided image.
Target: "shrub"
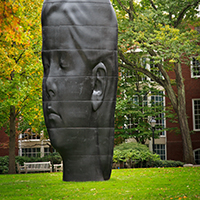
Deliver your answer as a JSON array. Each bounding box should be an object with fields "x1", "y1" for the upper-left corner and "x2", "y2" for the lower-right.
[
  {"x1": 114, "y1": 142, "x2": 150, "y2": 152},
  {"x1": 113, "y1": 142, "x2": 184, "y2": 168},
  {"x1": 152, "y1": 160, "x2": 184, "y2": 167},
  {"x1": 41, "y1": 152, "x2": 62, "y2": 164},
  {"x1": 0, "y1": 156, "x2": 9, "y2": 174},
  {"x1": 16, "y1": 156, "x2": 31, "y2": 166},
  {"x1": 113, "y1": 142, "x2": 161, "y2": 168}
]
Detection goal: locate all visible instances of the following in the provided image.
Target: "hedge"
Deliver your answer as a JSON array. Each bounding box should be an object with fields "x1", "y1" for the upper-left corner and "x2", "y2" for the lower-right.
[{"x1": 113, "y1": 142, "x2": 184, "y2": 168}]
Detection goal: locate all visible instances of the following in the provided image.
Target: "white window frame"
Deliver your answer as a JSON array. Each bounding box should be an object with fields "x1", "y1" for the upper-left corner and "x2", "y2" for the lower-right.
[
  {"x1": 191, "y1": 58, "x2": 200, "y2": 78},
  {"x1": 192, "y1": 99, "x2": 200, "y2": 131},
  {"x1": 193, "y1": 148, "x2": 200, "y2": 164},
  {"x1": 44, "y1": 147, "x2": 56, "y2": 156},
  {"x1": 154, "y1": 144, "x2": 166, "y2": 160},
  {"x1": 21, "y1": 147, "x2": 41, "y2": 157},
  {"x1": 150, "y1": 91, "x2": 166, "y2": 137},
  {"x1": 19, "y1": 132, "x2": 40, "y2": 142}
]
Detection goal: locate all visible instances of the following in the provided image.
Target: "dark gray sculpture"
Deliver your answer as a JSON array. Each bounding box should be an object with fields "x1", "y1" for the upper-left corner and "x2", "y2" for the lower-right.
[{"x1": 41, "y1": 0, "x2": 118, "y2": 181}]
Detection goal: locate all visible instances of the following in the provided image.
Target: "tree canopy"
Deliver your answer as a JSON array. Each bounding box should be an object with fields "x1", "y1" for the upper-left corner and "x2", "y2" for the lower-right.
[
  {"x1": 113, "y1": 0, "x2": 200, "y2": 163},
  {"x1": 0, "y1": 0, "x2": 44, "y2": 134},
  {"x1": 0, "y1": 0, "x2": 44, "y2": 173}
]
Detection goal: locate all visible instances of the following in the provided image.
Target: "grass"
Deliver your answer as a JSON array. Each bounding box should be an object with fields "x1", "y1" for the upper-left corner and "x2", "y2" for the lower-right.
[{"x1": 0, "y1": 167, "x2": 200, "y2": 200}]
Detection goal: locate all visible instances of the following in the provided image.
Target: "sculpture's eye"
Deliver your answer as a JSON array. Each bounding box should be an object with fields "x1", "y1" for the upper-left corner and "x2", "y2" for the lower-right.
[
  {"x1": 43, "y1": 63, "x2": 50, "y2": 76},
  {"x1": 60, "y1": 63, "x2": 68, "y2": 69},
  {"x1": 60, "y1": 59, "x2": 69, "y2": 69},
  {"x1": 42, "y1": 52, "x2": 50, "y2": 76}
]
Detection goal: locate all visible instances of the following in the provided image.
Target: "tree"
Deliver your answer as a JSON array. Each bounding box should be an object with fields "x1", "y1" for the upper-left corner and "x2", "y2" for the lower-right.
[
  {"x1": 115, "y1": 67, "x2": 166, "y2": 145},
  {"x1": 0, "y1": 0, "x2": 44, "y2": 173},
  {"x1": 113, "y1": 0, "x2": 200, "y2": 163}
]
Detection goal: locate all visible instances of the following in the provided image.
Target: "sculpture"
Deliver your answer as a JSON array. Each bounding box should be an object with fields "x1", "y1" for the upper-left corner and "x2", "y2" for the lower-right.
[{"x1": 41, "y1": 0, "x2": 118, "y2": 181}]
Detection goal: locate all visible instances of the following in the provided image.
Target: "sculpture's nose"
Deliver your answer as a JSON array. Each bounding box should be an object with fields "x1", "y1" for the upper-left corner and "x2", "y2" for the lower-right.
[
  {"x1": 45, "y1": 65, "x2": 57, "y2": 98},
  {"x1": 46, "y1": 78, "x2": 57, "y2": 98}
]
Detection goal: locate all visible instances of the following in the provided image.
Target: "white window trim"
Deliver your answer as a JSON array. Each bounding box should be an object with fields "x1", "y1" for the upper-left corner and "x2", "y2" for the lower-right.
[
  {"x1": 19, "y1": 132, "x2": 41, "y2": 141},
  {"x1": 193, "y1": 148, "x2": 200, "y2": 154},
  {"x1": 191, "y1": 59, "x2": 200, "y2": 78},
  {"x1": 149, "y1": 91, "x2": 166, "y2": 137},
  {"x1": 154, "y1": 144, "x2": 166, "y2": 160},
  {"x1": 193, "y1": 148, "x2": 200, "y2": 164},
  {"x1": 192, "y1": 99, "x2": 200, "y2": 131}
]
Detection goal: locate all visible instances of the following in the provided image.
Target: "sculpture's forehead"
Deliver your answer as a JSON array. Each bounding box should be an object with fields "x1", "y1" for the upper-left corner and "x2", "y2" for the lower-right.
[
  {"x1": 41, "y1": 1, "x2": 117, "y2": 27},
  {"x1": 41, "y1": 1, "x2": 118, "y2": 51}
]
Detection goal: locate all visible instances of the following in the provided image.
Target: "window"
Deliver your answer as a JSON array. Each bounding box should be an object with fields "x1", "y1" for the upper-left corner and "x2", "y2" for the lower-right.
[
  {"x1": 151, "y1": 91, "x2": 165, "y2": 136},
  {"x1": 22, "y1": 148, "x2": 40, "y2": 157},
  {"x1": 192, "y1": 99, "x2": 200, "y2": 131},
  {"x1": 154, "y1": 144, "x2": 166, "y2": 160},
  {"x1": 124, "y1": 95, "x2": 148, "y2": 130},
  {"x1": 133, "y1": 95, "x2": 148, "y2": 107},
  {"x1": 44, "y1": 147, "x2": 50, "y2": 156},
  {"x1": 21, "y1": 131, "x2": 40, "y2": 140},
  {"x1": 44, "y1": 147, "x2": 56, "y2": 156},
  {"x1": 150, "y1": 59, "x2": 163, "y2": 81},
  {"x1": 191, "y1": 58, "x2": 200, "y2": 78},
  {"x1": 194, "y1": 149, "x2": 200, "y2": 164},
  {"x1": 122, "y1": 69, "x2": 146, "y2": 81},
  {"x1": 124, "y1": 92, "x2": 165, "y2": 137}
]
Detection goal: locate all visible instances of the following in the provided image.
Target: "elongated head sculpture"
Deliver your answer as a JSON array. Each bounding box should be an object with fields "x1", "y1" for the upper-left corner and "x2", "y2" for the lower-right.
[{"x1": 41, "y1": 0, "x2": 118, "y2": 181}]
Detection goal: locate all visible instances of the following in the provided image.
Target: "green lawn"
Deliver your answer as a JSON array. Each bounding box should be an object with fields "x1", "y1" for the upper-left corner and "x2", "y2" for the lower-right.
[{"x1": 0, "y1": 167, "x2": 200, "y2": 200}]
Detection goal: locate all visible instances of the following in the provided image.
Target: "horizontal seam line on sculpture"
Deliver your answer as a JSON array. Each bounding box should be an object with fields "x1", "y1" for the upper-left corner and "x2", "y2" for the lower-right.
[
  {"x1": 43, "y1": 76, "x2": 118, "y2": 77},
  {"x1": 42, "y1": 49, "x2": 118, "y2": 51},
  {"x1": 42, "y1": 25, "x2": 117, "y2": 28},
  {"x1": 47, "y1": 127, "x2": 114, "y2": 129},
  {"x1": 43, "y1": 2, "x2": 110, "y2": 4},
  {"x1": 43, "y1": 100, "x2": 116, "y2": 102}
]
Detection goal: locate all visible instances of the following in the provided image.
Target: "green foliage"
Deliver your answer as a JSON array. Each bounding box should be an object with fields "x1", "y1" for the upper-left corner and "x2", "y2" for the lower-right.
[
  {"x1": 0, "y1": 0, "x2": 47, "y2": 173},
  {"x1": 0, "y1": 156, "x2": 9, "y2": 174},
  {"x1": 113, "y1": 142, "x2": 184, "y2": 168},
  {"x1": 115, "y1": 67, "x2": 166, "y2": 145},
  {"x1": 152, "y1": 160, "x2": 184, "y2": 168},
  {"x1": 113, "y1": 142, "x2": 161, "y2": 167},
  {"x1": 114, "y1": 141, "x2": 150, "y2": 152},
  {"x1": 0, "y1": 153, "x2": 62, "y2": 174},
  {"x1": 0, "y1": 0, "x2": 46, "y2": 135},
  {"x1": 113, "y1": 0, "x2": 200, "y2": 163}
]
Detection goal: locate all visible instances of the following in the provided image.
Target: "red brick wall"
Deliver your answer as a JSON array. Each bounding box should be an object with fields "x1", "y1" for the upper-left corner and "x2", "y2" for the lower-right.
[
  {"x1": 0, "y1": 128, "x2": 18, "y2": 157},
  {"x1": 166, "y1": 62, "x2": 200, "y2": 162}
]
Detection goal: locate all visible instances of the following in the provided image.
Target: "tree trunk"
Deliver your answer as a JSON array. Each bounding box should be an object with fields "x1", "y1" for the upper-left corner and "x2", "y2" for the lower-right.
[
  {"x1": 174, "y1": 63, "x2": 195, "y2": 164},
  {"x1": 8, "y1": 105, "x2": 16, "y2": 174},
  {"x1": 177, "y1": 105, "x2": 195, "y2": 163}
]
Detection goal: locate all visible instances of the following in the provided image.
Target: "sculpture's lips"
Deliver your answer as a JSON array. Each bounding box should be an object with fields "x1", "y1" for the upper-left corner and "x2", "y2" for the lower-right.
[
  {"x1": 48, "y1": 113, "x2": 61, "y2": 120},
  {"x1": 47, "y1": 106, "x2": 61, "y2": 120}
]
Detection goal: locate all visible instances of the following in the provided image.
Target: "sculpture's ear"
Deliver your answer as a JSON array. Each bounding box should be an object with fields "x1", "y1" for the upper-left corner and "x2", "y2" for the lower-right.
[{"x1": 91, "y1": 62, "x2": 107, "y2": 111}]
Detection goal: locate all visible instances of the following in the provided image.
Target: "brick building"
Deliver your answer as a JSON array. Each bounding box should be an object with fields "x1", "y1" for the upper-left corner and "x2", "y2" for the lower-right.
[
  {"x1": 166, "y1": 59, "x2": 200, "y2": 164},
  {"x1": 0, "y1": 128, "x2": 18, "y2": 156}
]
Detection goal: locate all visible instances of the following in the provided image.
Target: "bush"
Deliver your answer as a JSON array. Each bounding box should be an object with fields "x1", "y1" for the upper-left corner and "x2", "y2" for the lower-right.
[
  {"x1": 0, "y1": 153, "x2": 62, "y2": 174},
  {"x1": 41, "y1": 152, "x2": 62, "y2": 164},
  {"x1": 0, "y1": 156, "x2": 9, "y2": 174},
  {"x1": 152, "y1": 160, "x2": 184, "y2": 167},
  {"x1": 113, "y1": 142, "x2": 161, "y2": 168},
  {"x1": 114, "y1": 142, "x2": 150, "y2": 152},
  {"x1": 113, "y1": 142, "x2": 184, "y2": 168}
]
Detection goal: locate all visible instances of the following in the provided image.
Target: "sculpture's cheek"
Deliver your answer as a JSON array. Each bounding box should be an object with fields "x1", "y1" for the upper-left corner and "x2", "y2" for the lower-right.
[{"x1": 43, "y1": 101, "x2": 92, "y2": 128}]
